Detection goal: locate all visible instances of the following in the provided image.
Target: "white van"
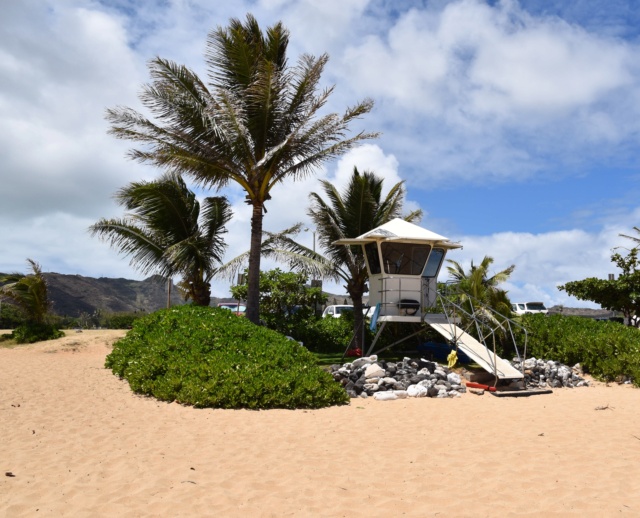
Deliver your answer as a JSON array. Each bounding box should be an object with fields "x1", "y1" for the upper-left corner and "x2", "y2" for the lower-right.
[
  {"x1": 322, "y1": 305, "x2": 354, "y2": 318},
  {"x1": 511, "y1": 302, "x2": 548, "y2": 315}
]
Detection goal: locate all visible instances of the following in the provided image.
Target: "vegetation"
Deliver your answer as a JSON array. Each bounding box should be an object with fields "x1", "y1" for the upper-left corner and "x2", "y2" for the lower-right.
[
  {"x1": 559, "y1": 247, "x2": 640, "y2": 327},
  {"x1": 619, "y1": 226, "x2": 640, "y2": 247},
  {"x1": 0, "y1": 302, "x2": 23, "y2": 329},
  {"x1": 0, "y1": 259, "x2": 63, "y2": 343},
  {"x1": 308, "y1": 168, "x2": 422, "y2": 351},
  {"x1": 446, "y1": 255, "x2": 514, "y2": 316},
  {"x1": 73, "y1": 310, "x2": 141, "y2": 330},
  {"x1": 230, "y1": 268, "x2": 325, "y2": 335},
  {"x1": 515, "y1": 314, "x2": 640, "y2": 386},
  {"x1": 90, "y1": 173, "x2": 232, "y2": 306},
  {"x1": 444, "y1": 255, "x2": 515, "y2": 351},
  {"x1": 106, "y1": 14, "x2": 377, "y2": 324},
  {"x1": 262, "y1": 168, "x2": 420, "y2": 352},
  {"x1": 299, "y1": 314, "x2": 365, "y2": 354},
  {"x1": 105, "y1": 305, "x2": 349, "y2": 409}
]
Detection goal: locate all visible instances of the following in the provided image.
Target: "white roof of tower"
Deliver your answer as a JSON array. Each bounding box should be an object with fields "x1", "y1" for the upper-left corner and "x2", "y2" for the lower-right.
[{"x1": 333, "y1": 218, "x2": 462, "y2": 248}]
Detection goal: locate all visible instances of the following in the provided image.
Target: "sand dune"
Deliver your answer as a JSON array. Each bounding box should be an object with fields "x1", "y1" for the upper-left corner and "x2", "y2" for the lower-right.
[{"x1": 1, "y1": 329, "x2": 639, "y2": 517}]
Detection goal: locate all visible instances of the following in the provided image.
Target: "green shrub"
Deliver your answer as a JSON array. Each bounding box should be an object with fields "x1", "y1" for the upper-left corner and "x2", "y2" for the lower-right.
[
  {"x1": 0, "y1": 302, "x2": 23, "y2": 328},
  {"x1": 293, "y1": 316, "x2": 355, "y2": 353},
  {"x1": 10, "y1": 322, "x2": 64, "y2": 344},
  {"x1": 293, "y1": 315, "x2": 438, "y2": 356},
  {"x1": 515, "y1": 314, "x2": 640, "y2": 385},
  {"x1": 105, "y1": 305, "x2": 349, "y2": 409},
  {"x1": 103, "y1": 312, "x2": 139, "y2": 329}
]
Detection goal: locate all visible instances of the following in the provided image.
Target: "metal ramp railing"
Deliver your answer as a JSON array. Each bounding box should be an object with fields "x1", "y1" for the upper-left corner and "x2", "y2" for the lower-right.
[
  {"x1": 365, "y1": 279, "x2": 528, "y2": 380},
  {"x1": 433, "y1": 282, "x2": 528, "y2": 379}
]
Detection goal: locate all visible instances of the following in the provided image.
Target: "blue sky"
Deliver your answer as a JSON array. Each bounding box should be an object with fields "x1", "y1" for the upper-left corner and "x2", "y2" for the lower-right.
[{"x1": 2, "y1": 0, "x2": 640, "y2": 308}]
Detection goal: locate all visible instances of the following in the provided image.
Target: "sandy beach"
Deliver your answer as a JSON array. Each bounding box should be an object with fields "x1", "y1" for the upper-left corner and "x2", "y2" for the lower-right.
[{"x1": 1, "y1": 329, "x2": 640, "y2": 517}]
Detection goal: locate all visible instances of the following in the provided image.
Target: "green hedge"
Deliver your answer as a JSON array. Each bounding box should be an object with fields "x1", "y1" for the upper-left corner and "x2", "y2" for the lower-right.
[
  {"x1": 105, "y1": 305, "x2": 349, "y2": 409},
  {"x1": 516, "y1": 314, "x2": 640, "y2": 385},
  {"x1": 7, "y1": 322, "x2": 64, "y2": 344}
]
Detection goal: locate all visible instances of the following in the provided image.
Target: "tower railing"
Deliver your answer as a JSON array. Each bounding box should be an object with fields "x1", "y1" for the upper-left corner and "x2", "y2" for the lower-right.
[{"x1": 435, "y1": 282, "x2": 528, "y2": 373}]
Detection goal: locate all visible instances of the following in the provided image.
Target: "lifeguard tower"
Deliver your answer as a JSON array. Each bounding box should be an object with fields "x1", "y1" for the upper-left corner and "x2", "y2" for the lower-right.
[{"x1": 335, "y1": 218, "x2": 525, "y2": 380}]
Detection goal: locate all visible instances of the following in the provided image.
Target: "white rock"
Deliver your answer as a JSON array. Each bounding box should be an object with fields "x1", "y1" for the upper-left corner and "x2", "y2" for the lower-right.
[
  {"x1": 407, "y1": 384, "x2": 429, "y2": 397},
  {"x1": 447, "y1": 372, "x2": 461, "y2": 385},
  {"x1": 393, "y1": 390, "x2": 409, "y2": 399},
  {"x1": 448, "y1": 390, "x2": 462, "y2": 398},
  {"x1": 434, "y1": 368, "x2": 447, "y2": 379},
  {"x1": 364, "y1": 363, "x2": 386, "y2": 379},
  {"x1": 558, "y1": 365, "x2": 572, "y2": 380},
  {"x1": 373, "y1": 391, "x2": 398, "y2": 401}
]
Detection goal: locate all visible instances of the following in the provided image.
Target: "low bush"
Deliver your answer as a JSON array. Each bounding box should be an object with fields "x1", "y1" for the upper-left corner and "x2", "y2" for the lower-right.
[
  {"x1": 9, "y1": 322, "x2": 64, "y2": 344},
  {"x1": 295, "y1": 316, "x2": 358, "y2": 353},
  {"x1": 515, "y1": 314, "x2": 640, "y2": 385},
  {"x1": 103, "y1": 312, "x2": 139, "y2": 329},
  {"x1": 105, "y1": 305, "x2": 349, "y2": 409}
]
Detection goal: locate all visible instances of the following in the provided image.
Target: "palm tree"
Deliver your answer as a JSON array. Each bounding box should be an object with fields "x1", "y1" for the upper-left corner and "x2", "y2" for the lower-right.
[
  {"x1": 446, "y1": 255, "x2": 515, "y2": 324},
  {"x1": 305, "y1": 167, "x2": 422, "y2": 350},
  {"x1": 89, "y1": 173, "x2": 232, "y2": 306},
  {"x1": 620, "y1": 227, "x2": 640, "y2": 248},
  {"x1": 105, "y1": 15, "x2": 377, "y2": 324},
  {"x1": 0, "y1": 259, "x2": 51, "y2": 324}
]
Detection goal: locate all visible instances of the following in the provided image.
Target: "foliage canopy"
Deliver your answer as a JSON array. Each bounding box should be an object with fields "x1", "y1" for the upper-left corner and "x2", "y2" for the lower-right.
[
  {"x1": 106, "y1": 14, "x2": 377, "y2": 324},
  {"x1": 90, "y1": 172, "x2": 232, "y2": 306},
  {"x1": 559, "y1": 248, "x2": 640, "y2": 326},
  {"x1": 0, "y1": 259, "x2": 63, "y2": 343},
  {"x1": 105, "y1": 305, "x2": 349, "y2": 409}
]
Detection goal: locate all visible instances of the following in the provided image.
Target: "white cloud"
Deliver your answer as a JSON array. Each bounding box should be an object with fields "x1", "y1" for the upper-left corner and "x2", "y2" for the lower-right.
[
  {"x1": 337, "y1": 0, "x2": 640, "y2": 185},
  {"x1": 2, "y1": 0, "x2": 639, "y2": 312},
  {"x1": 343, "y1": 0, "x2": 634, "y2": 119},
  {"x1": 0, "y1": 2, "x2": 146, "y2": 221},
  {"x1": 331, "y1": 144, "x2": 402, "y2": 192},
  {"x1": 448, "y1": 222, "x2": 633, "y2": 308}
]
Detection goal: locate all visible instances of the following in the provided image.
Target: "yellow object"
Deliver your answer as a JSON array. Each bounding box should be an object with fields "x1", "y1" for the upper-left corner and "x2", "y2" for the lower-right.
[{"x1": 447, "y1": 350, "x2": 458, "y2": 369}]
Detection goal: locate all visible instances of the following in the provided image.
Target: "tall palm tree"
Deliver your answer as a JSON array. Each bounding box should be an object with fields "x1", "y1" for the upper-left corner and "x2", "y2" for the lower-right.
[
  {"x1": 446, "y1": 255, "x2": 515, "y2": 322},
  {"x1": 305, "y1": 167, "x2": 422, "y2": 350},
  {"x1": 0, "y1": 259, "x2": 51, "y2": 324},
  {"x1": 105, "y1": 14, "x2": 377, "y2": 324},
  {"x1": 89, "y1": 173, "x2": 232, "y2": 306}
]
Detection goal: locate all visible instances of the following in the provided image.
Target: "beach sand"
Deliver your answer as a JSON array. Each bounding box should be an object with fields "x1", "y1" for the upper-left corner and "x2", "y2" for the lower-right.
[{"x1": 1, "y1": 329, "x2": 640, "y2": 517}]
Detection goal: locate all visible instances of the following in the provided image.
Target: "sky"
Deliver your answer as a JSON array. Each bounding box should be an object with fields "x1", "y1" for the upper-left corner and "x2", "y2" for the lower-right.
[{"x1": 2, "y1": 0, "x2": 640, "y2": 308}]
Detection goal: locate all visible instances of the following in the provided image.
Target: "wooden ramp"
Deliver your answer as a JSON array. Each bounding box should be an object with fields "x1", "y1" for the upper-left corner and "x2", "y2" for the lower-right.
[{"x1": 429, "y1": 323, "x2": 524, "y2": 380}]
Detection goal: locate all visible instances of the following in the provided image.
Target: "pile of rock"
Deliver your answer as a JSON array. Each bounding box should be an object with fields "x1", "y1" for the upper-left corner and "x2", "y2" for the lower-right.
[
  {"x1": 329, "y1": 356, "x2": 466, "y2": 399},
  {"x1": 511, "y1": 357, "x2": 589, "y2": 388}
]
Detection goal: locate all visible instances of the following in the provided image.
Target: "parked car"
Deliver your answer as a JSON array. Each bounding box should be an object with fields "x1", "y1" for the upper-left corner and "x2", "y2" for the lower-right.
[
  {"x1": 511, "y1": 302, "x2": 548, "y2": 315},
  {"x1": 217, "y1": 302, "x2": 246, "y2": 315},
  {"x1": 322, "y1": 305, "x2": 354, "y2": 318}
]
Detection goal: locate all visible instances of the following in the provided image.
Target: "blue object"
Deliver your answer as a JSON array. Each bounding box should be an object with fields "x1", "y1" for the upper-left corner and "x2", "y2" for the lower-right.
[{"x1": 370, "y1": 303, "x2": 381, "y2": 331}]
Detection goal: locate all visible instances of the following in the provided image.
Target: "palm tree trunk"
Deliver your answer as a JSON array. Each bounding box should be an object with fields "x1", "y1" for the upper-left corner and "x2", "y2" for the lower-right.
[
  {"x1": 191, "y1": 280, "x2": 211, "y2": 307},
  {"x1": 246, "y1": 202, "x2": 264, "y2": 324}
]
